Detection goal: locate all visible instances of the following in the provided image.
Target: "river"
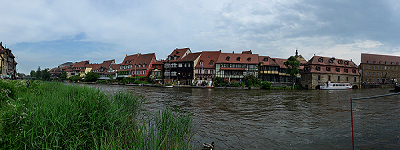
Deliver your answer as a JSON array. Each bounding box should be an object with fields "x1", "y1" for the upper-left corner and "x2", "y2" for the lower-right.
[{"x1": 74, "y1": 83, "x2": 400, "y2": 149}]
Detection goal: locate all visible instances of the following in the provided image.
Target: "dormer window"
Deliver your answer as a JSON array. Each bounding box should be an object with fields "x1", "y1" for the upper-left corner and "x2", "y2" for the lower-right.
[
  {"x1": 373, "y1": 61, "x2": 376, "y2": 63},
  {"x1": 352, "y1": 69, "x2": 356, "y2": 73},
  {"x1": 226, "y1": 56, "x2": 230, "y2": 61},
  {"x1": 210, "y1": 60, "x2": 214, "y2": 66},
  {"x1": 367, "y1": 61, "x2": 370, "y2": 63},
  {"x1": 247, "y1": 57, "x2": 251, "y2": 61},
  {"x1": 379, "y1": 61, "x2": 382, "y2": 64},
  {"x1": 345, "y1": 69, "x2": 348, "y2": 73},
  {"x1": 344, "y1": 61, "x2": 349, "y2": 65},
  {"x1": 385, "y1": 62, "x2": 387, "y2": 64},
  {"x1": 143, "y1": 64, "x2": 146, "y2": 67},
  {"x1": 318, "y1": 58, "x2": 323, "y2": 62},
  {"x1": 237, "y1": 57, "x2": 241, "y2": 61},
  {"x1": 336, "y1": 68, "x2": 340, "y2": 72},
  {"x1": 264, "y1": 57, "x2": 268, "y2": 61},
  {"x1": 338, "y1": 60, "x2": 343, "y2": 64},
  {"x1": 316, "y1": 66, "x2": 320, "y2": 71},
  {"x1": 329, "y1": 59, "x2": 333, "y2": 63},
  {"x1": 391, "y1": 62, "x2": 394, "y2": 65},
  {"x1": 199, "y1": 61, "x2": 203, "y2": 66},
  {"x1": 326, "y1": 67, "x2": 331, "y2": 71}
]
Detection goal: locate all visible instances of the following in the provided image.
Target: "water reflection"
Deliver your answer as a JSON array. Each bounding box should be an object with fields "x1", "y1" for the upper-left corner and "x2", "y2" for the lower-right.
[{"x1": 72, "y1": 83, "x2": 400, "y2": 149}]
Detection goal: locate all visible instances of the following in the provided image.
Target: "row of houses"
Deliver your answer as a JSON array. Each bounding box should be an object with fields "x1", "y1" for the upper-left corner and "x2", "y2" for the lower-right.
[
  {"x1": 0, "y1": 42, "x2": 17, "y2": 79},
  {"x1": 48, "y1": 47, "x2": 400, "y2": 89}
]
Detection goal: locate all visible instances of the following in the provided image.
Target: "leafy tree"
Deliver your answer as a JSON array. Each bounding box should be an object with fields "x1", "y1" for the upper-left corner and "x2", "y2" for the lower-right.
[
  {"x1": 284, "y1": 56, "x2": 300, "y2": 85},
  {"x1": 36, "y1": 66, "x2": 42, "y2": 80},
  {"x1": 84, "y1": 72, "x2": 100, "y2": 82},
  {"x1": 41, "y1": 69, "x2": 51, "y2": 81},
  {"x1": 68, "y1": 75, "x2": 81, "y2": 82},
  {"x1": 60, "y1": 72, "x2": 67, "y2": 80},
  {"x1": 30, "y1": 70, "x2": 36, "y2": 78},
  {"x1": 244, "y1": 74, "x2": 261, "y2": 87}
]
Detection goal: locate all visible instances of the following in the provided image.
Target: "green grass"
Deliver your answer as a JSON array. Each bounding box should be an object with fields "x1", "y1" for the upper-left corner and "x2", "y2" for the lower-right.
[{"x1": 0, "y1": 80, "x2": 193, "y2": 149}]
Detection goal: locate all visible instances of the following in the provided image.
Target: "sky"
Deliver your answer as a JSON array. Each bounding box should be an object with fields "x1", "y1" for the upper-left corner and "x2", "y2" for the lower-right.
[{"x1": 1, "y1": 0, "x2": 400, "y2": 74}]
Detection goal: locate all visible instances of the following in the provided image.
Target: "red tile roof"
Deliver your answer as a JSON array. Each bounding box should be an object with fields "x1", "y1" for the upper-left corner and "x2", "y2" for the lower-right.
[
  {"x1": 306, "y1": 55, "x2": 357, "y2": 68},
  {"x1": 179, "y1": 52, "x2": 201, "y2": 62},
  {"x1": 168, "y1": 48, "x2": 191, "y2": 62},
  {"x1": 195, "y1": 51, "x2": 221, "y2": 69},
  {"x1": 271, "y1": 58, "x2": 288, "y2": 69},
  {"x1": 361, "y1": 53, "x2": 400, "y2": 65},
  {"x1": 258, "y1": 56, "x2": 279, "y2": 66},
  {"x1": 216, "y1": 53, "x2": 259, "y2": 64}
]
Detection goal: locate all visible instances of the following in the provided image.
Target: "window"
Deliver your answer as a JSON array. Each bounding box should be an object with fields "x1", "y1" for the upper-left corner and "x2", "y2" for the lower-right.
[
  {"x1": 385, "y1": 62, "x2": 387, "y2": 64},
  {"x1": 326, "y1": 67, "x2": 331, "y2": 71},
  {"x1": 316, "y1": 66, "x2": 320, "y2": 71},
  {"x1": 198, "y1": 70, "x2": 201, "y2": 74},
  {"x1": 338, "y1": 60, "x2": 343, "y2": 64},
  {"x1": 344, "y1": 69, "x2": 348, "y2": 73},
  {"x1": 237, "y1": 57, "x2": 241, "y2": 61},
  {"x1": 318, "y1": 58, "x2": 323, "y2": 62},
  {"x1": 328, "y1": 75, "x2": 331, "y2": 81},
  {"x1": 354, "y1": 77, "x2": 357, "y2": 82},
  {"x1": 264, "y1": 57, "x2": 268, "y2": 61},
  {"x1": 210, "y1": 61, "x2": 214, "y2": 66},
  {"x1": 346, "y1": 77, "x2": 348, "y2": 81},
  {"x1": 391, "y1": 62, "x2": 394, "y2": 65},
  {"x1": 379, "y1": 61, "x2": 382, "y2": 64},
  {"x1": 352, "y1": 69, "x2": 356, "y2": 73},
  {"x1": 247, "y1": 57, "x2": 251, "y2": 61},
  {"x1": 226, "y1": 57, "x2": 230, "y2": 61},
  {"x1": 210, "y1": 70, "x2": 214, "y2": 74},
  {"x1": 336, "y1": 68, "x2": 340, "y2": 72},
  {"x1": 204, "y1": 70, "x2": 208, "y2": 74},
  {"x1": 344, "y1": 61, "x2": 349, "y2": 65},
  {"x1": 367, "y1": 61, "x2": 370, "y2": 63},
  {"x1": 338, "y1": 76, "x2": 340, "y2": 81},
  {"x1": 373, "y1": 61, "x2": 376, "y2": 63},
  {"x1": 329, "y1": 59, "x2": 333, "y2": 63},
  {"x1": 318, "y1": 75, "x2": 320, "y2": 80},
  {"x1": 199, "y1": 61, "x2": 203, "y2": 66}
]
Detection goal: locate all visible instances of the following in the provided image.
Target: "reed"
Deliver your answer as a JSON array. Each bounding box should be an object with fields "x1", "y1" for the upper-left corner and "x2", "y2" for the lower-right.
[{"x1": 0, "y1": 80, "x2": 193, "y2": 149}]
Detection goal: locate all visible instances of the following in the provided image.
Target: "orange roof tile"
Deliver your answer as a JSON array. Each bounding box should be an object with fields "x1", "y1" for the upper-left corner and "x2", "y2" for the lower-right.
[
  {"x1": 216, "y1": 53, "x2": 259, "y2": 64},
  {"x1": 195, "y1": 51, "x2": 221, "y2": 69}
]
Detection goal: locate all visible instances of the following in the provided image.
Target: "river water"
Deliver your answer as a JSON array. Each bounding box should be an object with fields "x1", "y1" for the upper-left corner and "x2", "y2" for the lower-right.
[{"x1": 75, "y1": 83, "x2": 400, "y2": 149}]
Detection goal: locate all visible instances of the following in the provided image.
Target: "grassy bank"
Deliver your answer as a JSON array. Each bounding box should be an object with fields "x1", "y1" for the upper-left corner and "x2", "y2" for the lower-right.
[{"x1": 0, "y1": 80, "x2": 192, "y2": 149}]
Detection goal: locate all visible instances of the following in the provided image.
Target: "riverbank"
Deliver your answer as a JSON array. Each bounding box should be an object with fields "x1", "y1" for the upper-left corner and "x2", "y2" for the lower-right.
[{"x1": 0, "y1": 80, "x2": 193, "y2": 149}]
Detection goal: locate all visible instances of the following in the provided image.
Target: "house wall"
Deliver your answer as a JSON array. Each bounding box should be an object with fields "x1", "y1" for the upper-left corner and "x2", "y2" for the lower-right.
[
  {"x1": 361, "y1": 63, "x2": 400, "y2": 83},
  {"x1": 300, "y1": 73, "x2": 360, "y2": 89}
]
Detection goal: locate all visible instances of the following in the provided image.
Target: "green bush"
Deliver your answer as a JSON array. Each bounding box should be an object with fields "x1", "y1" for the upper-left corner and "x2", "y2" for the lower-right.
[{"x1": 261, "y1": 81, "x2": 272, "y2": 89}]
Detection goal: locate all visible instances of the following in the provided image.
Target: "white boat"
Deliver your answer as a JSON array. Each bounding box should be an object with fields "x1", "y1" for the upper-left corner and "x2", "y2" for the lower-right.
[{"x1": 320, "y1": 81, "x2": 352, "y2": 90}]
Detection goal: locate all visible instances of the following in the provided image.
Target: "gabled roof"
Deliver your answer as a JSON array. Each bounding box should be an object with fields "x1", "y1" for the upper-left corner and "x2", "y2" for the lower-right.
[
  {"x1": 120, "y1": 53, "x2": 155, "y2": 70},
  {"x1": 101, "y1": 59, "x2": 115, "y2": 68},
  {"x1": 271, "y1": 58, "x2": 288, "y2": 69},
  {"x1": 361, "y1": 53, "x2": 400, "y2": 65},
  {"x1": 216, "y1": 53, "x2": 259, "y2": 64},
  {"x1": 168, "y1": 48, "x2": 191, "y2": 61},
  {"x1": 306, "y1": 55, "x2": 357, "y2": 68},
  {"x1": 179, "y1": 52, "x2": 201, "y2": 62},
  {"x1": 258, "y1": 56, "x2": 279, "y2": 66},
  {"x1": 91, "y1": 64, "x2": 102, "y2": 71},
  {"x1": 195, "y1": 51, "x2": 221, "y2": 69}
]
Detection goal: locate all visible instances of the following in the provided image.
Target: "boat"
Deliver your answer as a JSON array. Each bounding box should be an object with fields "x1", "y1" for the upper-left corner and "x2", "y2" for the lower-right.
[
  {"x1": 320, "y1": 81, "x2": 352, "y2": 90},
  {"x1": 394, "y1": 83, "x2": 400, "y2": 92}
]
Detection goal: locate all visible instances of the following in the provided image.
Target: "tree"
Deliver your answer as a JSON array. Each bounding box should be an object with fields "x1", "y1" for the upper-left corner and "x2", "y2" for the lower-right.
[
  {"x1": 41, "y1": 69, "x2": 51, "y2": 81},
  {"x1": 36, "y1": 66, "x2": 42, "y2": 80},
  {"x1": 30, "y1": 70, "x2": 36, "y2": 78},
  {"x1": 84, "y1": 72, "x2": 100, "y2": 82},
  {"x1": 284, "y1": 56, "x2": 300, "y2": 85},
  {"x1": 60, "y1": 72, "x2": 67, "y2": 80}
]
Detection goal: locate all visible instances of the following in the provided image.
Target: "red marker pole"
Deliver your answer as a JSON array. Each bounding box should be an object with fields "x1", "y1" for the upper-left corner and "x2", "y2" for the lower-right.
[{"x1": 351, "y1": 98, "x2": 354, "y2": 150}]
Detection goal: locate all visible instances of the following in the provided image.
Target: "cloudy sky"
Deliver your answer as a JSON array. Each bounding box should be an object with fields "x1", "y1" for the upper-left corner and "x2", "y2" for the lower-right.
[{"x1": 1, "y1": 0, "x2": 400, "y2": 74}]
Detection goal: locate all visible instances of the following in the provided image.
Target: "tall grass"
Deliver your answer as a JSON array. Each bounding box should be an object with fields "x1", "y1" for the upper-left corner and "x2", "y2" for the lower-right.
[{"x1": 0, "y1": 80, "x2": 193, "y2": 149}]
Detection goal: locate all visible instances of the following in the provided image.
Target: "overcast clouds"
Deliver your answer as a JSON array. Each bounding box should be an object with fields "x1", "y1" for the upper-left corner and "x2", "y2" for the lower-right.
[{"x1": 1, "y1": 0, "x2": 400, "y2": 74}]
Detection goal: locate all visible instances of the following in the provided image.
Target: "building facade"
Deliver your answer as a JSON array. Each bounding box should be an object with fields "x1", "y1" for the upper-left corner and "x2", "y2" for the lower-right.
[
  {"x1": 301, "y1": 55, "x2": 360, "y2": 89},
  {"x1": 360, "y1": 53, "x2": 400, "y2": 83},
  {"x1": 0, "y1": 42, "x2": 17, "y2": 79},
  {"x1": 164, "y1": 48, "x2": 191, "y2": 83},
  {"x1": 194, "y1": 51, "x2": 221, "y2": 86},
  {"x1": 215, "y1": 51, "x2": 259, "y2": 83}
]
